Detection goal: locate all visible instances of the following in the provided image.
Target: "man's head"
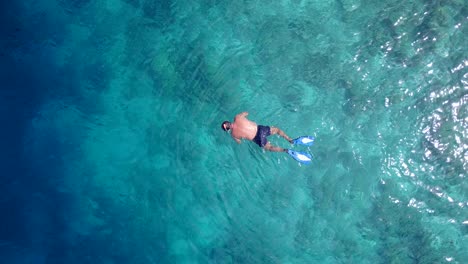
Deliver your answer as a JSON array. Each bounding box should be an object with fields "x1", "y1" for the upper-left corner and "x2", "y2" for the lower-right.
[{"x1": 221, "y1": 121, "x2": 231, "y2": 131}]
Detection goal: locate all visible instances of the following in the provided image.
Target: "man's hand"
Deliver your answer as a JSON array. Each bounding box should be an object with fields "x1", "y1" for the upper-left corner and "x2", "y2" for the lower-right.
[{"x1": 236, "y1": 112, "x2": 249, "y2": 119}]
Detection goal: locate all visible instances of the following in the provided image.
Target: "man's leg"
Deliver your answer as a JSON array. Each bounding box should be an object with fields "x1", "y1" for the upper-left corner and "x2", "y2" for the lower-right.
[
  {"x1": 270, "y1": 126, "x2": 293, "y2": 143},
  {"x1": 264, "y1": 142, "x2": 287, "y2": 152}
]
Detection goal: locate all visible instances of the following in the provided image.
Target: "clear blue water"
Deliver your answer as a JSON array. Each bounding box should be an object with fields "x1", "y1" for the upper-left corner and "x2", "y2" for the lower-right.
[{"x1": 1, "y1": 0, "x2": 467, "y2": 263}]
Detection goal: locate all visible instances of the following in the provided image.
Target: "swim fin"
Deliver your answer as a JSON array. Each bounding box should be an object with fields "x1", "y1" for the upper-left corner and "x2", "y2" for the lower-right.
[
  {"x1": 292, "y1": 136, "x2": 315, "y2": 146},
  {"x1": 287, "y1": 149, "x2": 312, "y2": 164}
]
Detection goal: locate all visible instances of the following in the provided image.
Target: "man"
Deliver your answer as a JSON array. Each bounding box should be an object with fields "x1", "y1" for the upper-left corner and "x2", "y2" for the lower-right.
[{"x1": 221, "y1": 112, "x2": 293, "y2": 152}]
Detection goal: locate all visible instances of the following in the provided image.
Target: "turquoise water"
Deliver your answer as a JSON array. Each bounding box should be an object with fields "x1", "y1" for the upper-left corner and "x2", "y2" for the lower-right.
[{"x1": 1, "y1": 0, "x2": 467, "y2": 263}]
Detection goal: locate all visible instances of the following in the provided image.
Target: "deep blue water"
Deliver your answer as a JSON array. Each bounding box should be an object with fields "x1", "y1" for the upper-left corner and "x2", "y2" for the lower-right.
[
  {"x1": 1, "y1": 0, "x2": 467, "y2": 263},
  {"x1": 1, "y1": 2, "x2": 69, "y2": 262}
]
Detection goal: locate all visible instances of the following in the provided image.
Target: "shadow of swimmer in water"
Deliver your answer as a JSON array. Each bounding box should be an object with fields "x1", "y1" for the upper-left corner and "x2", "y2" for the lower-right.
[{"x1": 221, "y1": 111, "x2": 314, "y2": 164}]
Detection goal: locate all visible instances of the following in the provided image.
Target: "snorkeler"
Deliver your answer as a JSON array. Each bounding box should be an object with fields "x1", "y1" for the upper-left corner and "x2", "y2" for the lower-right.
[
  {"x1": 221, "y1": 112, "x2": 294, "y2": 152},
  {"x1": 221, "y1": 112, "x2": 315, "y2": 164}
]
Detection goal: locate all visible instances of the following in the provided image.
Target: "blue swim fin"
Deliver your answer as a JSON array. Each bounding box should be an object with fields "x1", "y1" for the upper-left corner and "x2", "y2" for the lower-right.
[
  {"x1": 287, "y1": 149, "x2": 312, "y2": 164},
  {"x1": 292, "y1": 136, "x2": 315, "y2": 146}
]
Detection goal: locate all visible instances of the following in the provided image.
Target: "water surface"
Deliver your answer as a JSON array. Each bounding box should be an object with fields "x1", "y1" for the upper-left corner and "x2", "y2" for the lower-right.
[{"x1": 1, "y1": 0, "x2": 467, "y2": 263}]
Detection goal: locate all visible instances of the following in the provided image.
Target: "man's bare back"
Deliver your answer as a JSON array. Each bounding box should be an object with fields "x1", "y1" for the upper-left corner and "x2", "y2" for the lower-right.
[
  {"x1": 221, "y1": 112, "x2": 293, "y2": 152},
  {"x1": 230, "y1": 112, "x2": 257, "y2": 143}
]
